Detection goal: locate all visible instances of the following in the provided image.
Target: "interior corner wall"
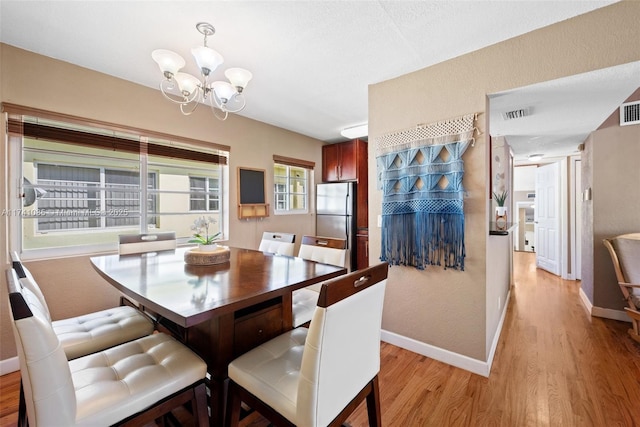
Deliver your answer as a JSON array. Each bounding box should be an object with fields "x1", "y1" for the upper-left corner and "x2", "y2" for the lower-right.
[
  {"x1": 0, "y1": 43, "x2": 324, "y2": 362},
  {"x1": 587, "y1": 122, "x2": 640, "y2": 311},
  {"x1": 368, "y1": 0, "x2": 640, "y2": 364}
]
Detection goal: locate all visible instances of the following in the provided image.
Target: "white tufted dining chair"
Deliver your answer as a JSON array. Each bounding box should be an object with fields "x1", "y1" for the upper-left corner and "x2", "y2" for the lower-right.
[
  {"x1": 11, "y1": 252, "x2": 154, "y2": 360},
  {"x1": 258, "y1": 231, "x2": 296, "y2": 256},
  {"x1": 225, "y1": 262, "x2": 388, "y2": 427},
  {"x1": 7, "y1": 268, "x2": 209, "y2": 427},
  {"x1": 292, "y1": 235, "x2": 347, "y2": 327}
]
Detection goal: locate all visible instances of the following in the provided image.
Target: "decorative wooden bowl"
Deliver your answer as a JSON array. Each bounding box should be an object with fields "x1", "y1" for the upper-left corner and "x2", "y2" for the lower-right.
[{"x1": 184, "y1": 246, "x2": 231, "y2": 266}]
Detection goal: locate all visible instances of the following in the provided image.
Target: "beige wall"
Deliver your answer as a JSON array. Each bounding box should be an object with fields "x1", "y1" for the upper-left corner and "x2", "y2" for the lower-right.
[
  {"x1": 584, "y1": 115, "x2": 640, "y2": 310},
  {"x1": 369, "y1": 1, "x2": 640, "y2": 362},
  {"x1": 0, "y1": 44, "x2": 323, "y2": 361}
]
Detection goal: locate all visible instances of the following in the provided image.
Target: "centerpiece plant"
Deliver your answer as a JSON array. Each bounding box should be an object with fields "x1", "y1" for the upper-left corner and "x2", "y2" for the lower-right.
[{"x1": 189, "y1": 216, "x2": 221, "y2": 248}]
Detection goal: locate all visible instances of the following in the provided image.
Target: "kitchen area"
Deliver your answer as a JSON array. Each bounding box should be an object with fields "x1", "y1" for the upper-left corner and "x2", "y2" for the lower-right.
[{"x1": 317, "y1": 138, "x2": 368, "y2": 271}]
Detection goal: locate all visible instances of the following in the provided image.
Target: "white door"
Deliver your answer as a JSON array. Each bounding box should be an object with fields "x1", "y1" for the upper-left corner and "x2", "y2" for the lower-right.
[{"x1": 535, "y1": 162, "x2": 561, "y2": 275}]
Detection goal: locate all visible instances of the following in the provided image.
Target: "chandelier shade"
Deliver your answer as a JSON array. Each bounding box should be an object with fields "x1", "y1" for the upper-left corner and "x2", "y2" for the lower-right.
[
  {"x1": 151, "y1": 22, "x2": 252, "y2": 120},
  {"x1": 225, "y1": 68, "x2": 253, "y2": 92},
  {"x1": 191, "y1": 46, "x2": 224, "y2": 76},
  {"x1": 151, "y1": 49, "x2": 186, "y2": 77}
]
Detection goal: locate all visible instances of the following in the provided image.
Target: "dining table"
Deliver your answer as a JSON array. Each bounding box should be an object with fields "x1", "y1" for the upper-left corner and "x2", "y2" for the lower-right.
[{"x1": 90, "y1": 246, "x2": 347, "y2": 426}]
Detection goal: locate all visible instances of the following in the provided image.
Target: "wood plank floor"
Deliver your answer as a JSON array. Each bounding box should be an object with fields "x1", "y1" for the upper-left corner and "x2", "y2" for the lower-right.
[{"x1": 2, "y1": 252, "x2": 640, "y2": 426}]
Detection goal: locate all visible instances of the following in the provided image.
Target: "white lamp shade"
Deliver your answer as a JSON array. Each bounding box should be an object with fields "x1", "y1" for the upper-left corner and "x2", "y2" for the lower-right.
[
  {"x1": 151, "y1": 49, "x2": 185, "y2": 76},
  {"x1": 191, "y1": 46, "x2": 224, "y2": 74},
  {"x1": 225, "y1": 68, "x2": 252, "y2": 90},
  {"x1": 174, "y1": 72, "x2": 200, "y2": 96},
  {"x1": 211, "y1": 81, "x2": 237, "y2": 102}
]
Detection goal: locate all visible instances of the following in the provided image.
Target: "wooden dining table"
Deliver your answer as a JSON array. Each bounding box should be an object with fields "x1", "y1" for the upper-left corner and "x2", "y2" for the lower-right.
[{"x1": 91, "y1": 246, "x2": 347, "y2": 426}]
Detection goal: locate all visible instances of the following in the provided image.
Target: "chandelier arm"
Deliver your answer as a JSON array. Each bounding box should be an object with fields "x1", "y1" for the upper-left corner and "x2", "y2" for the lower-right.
[
  {"x1": 159, "y1": 80, "x2": 200, "y2": 106},
  {"x1": 220, "y1": 94, "x2": 247, "y2": 114},
  {"x1": 209, "y1": 102, "x2": 229, "y2": 121},
  {"x1": 180, "y1": 101, "x2": 200, "y2": 115}
]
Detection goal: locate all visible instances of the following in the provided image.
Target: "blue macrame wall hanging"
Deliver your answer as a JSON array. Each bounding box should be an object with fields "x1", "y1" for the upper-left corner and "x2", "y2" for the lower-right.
[{"x1": 375, "y1": 114, "x2": 476, "y2": 271}]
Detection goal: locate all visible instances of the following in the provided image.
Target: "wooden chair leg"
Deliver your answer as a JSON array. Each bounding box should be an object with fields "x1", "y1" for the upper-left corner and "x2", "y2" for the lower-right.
[
  {"x1": 366, "y1": 376, "x2": 382, "y2": 427},
  {"x1": 192, "y1": 382, "x2": 209, "y2": 426},
  {"x1": 18, "y1": 380, "x2": 28, "y2": 427},
  {"x1": 224, "y1": 381, "x2": 243, "y2": 427}
]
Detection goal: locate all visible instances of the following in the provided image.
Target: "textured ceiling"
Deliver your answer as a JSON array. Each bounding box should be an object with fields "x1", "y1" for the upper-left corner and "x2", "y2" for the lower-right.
[{"x1": 0, "y1": 0, "x2": 624, "y2": 153}]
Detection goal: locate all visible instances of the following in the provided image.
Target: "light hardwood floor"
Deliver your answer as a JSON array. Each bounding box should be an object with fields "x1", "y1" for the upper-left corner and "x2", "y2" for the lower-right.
[{"x1": 2, "y1": 252, "x2": 640, "y2": 426}]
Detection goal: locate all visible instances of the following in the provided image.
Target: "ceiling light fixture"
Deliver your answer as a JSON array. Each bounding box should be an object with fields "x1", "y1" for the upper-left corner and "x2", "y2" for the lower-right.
[
  {"x1": 151, "y1": 22, "x2": 252, "y2": 121},
  {"x1": 528, "y1": 153, "x2": 544, "y2": 162},
  {"x1": 340, "y1": 123, "x2": 368, "y2": 139}
]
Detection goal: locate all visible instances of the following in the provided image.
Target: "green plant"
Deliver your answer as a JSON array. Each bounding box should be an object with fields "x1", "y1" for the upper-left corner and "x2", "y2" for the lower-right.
[
  {"x1": 188, "y1": 216, "x2": 221, "y2": 245},
  {"x1": 493, "y1": 191, "x2": 508, "y2": 207}
]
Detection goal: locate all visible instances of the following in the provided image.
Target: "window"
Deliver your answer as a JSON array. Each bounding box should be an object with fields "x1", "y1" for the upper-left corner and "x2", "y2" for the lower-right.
[
  {"x1": 34, "y1": 163, "x2": 157, "y2": 231},
  {"x1": 272, "y1": 155, "x2": 315, "y2": 215},
  {"x1": 189, "y1": 176, "x2": 220, "y2": 212},
  {"x1": 6, "y1": 108, "x2": 229, "y2": 256}
]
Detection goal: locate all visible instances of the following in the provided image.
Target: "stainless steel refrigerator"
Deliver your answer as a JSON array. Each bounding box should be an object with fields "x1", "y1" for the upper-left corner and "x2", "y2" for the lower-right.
[{"x1": 316, "y1": 182, "x2": 356, "y2": 271}]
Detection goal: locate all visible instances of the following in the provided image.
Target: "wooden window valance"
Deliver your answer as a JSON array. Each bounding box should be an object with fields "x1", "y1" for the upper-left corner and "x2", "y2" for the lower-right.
[{"x1": 272, "y1": 154, "x2": 315, "y2": 169}]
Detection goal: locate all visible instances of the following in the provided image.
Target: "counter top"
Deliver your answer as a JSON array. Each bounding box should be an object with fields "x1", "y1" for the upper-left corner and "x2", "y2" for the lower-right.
[{"x1": 489, "y1": 222, "x2": 518, "y2": 235}]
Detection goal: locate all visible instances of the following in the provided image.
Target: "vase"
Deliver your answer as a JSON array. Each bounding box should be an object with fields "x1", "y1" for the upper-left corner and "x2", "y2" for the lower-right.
[
  {"x1": 496, "y1": 206, "x2": 507, "y2": 216},
  {"x1": 198, "y1": 243, "x2": 219, "y2": 252}
]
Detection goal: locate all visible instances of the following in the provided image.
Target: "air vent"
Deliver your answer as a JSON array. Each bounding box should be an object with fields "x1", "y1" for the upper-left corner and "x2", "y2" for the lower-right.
[
  {"x1": 620, "y1": 101, "x2": 640, "y2": 126},
  {"x1": 502, "y1": 107, "x2": 531, "y2": 121}
]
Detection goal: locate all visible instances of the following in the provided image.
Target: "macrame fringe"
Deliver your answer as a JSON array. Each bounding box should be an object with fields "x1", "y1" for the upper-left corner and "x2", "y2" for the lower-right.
[{"x1": 380, "y1": 212, "x2": 465, "y2": 271}]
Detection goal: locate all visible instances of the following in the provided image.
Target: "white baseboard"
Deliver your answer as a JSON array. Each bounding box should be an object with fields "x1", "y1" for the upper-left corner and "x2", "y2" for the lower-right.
[
  {"x1": 579, "y1": 287, "x2": 630, "y2": 322},
  {"x1": 381, "y1": 290, "x2": 510, "y2": 378},
  {"x1": 0, "y1": 356, "x2": 19, "y2": 375}
]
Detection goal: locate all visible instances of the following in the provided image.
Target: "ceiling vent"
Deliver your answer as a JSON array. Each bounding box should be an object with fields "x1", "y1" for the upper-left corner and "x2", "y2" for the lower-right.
[
  {"x1": 620, "y1": 101, "x2": 640, "y2": 126},
  {"x1": 502, "y1": 107, "x2": 531, "y2": 121}
]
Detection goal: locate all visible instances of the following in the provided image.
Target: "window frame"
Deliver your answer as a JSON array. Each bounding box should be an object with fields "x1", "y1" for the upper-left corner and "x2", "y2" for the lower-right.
[
  {"x1": 272, "y1": 155, "x2": 315, "y2": 216},
  {"x1": 4, "y1": 104, "x2": 230, "y2": 260}
]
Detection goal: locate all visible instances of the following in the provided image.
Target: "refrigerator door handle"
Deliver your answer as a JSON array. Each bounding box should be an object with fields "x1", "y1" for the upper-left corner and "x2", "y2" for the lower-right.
[{"x1": 344, "y1": 193, "x2": 350, "y2": 249}]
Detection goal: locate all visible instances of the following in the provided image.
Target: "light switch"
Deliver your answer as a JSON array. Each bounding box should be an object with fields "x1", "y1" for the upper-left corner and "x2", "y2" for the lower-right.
[{"x1": 377, "y1": 215, "x2": 382, "y2": 227}]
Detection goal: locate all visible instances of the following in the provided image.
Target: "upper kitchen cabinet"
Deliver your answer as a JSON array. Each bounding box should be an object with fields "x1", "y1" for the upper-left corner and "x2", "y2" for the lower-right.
[{"x1": 322, "y1": 139, "x2": 367, "y2": 182}]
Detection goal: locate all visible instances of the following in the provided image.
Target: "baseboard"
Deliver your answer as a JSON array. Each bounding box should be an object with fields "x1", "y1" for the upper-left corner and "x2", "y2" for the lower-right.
[
  {"x1": 592, "y1": 306, "x2": 631, "y2": 322},
  {"x1": 485, "y1": 289, "x2": 511, "y2": 375},
  {"x1": 381, "y1": 289, "x2": 510, "y2": 378},
  {"x1": 579, "y1": 288, "x2": 630, "y2": 323},
  {"x1": 0, "y1": 357, "x2": 19, "y2": 375}
]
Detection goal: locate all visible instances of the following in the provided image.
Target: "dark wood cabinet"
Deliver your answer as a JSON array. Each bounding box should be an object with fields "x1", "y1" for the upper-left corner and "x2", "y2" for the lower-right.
[
  {"x1": 322, "y1": 139, "x2": 363, "y2": 183},
  {"x1": 356, "y1": 231, "x2": 369, "y2": 270},
  {"x1": 233, "y1": 298, "x2": 283, "y2": 357},
  {"x1": 322, "y1": 139, "x2": 368, "y2": 229}
]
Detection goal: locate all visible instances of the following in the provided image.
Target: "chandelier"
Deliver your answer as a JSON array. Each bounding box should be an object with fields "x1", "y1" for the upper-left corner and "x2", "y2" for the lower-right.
[{"x1": 151, "y1": 22, "x2": 252, "y2": 120}]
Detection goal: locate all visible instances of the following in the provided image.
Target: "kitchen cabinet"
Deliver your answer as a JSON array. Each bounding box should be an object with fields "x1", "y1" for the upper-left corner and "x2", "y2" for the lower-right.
[
  {"x1": 356, "y1": 231, "x2": 369, "y2": 270},
  {"x1": 322, "y1": 139, "x2": 365, "y2": 182},
  {"x1": 322, "y1": 139, "x2": 368, "y2": 229}
]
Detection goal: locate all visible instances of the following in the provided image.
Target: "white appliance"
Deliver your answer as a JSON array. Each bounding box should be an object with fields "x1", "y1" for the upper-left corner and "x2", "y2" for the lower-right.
[{"x1": 316, "y1": 182, "x2": 356, "y2": 270}]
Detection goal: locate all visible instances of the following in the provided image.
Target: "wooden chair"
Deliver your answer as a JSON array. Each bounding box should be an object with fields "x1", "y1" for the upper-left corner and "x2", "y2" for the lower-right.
[
  {"x1": 225, "y1": 263, "x2": 388, "y2": 427},
  {"x1": 118, "y1": 231, "x2": 177, "y2": 255},
  {"x1": 603, "y1": 234, "x2": 640, "y2": 344},
  {"x1": 258, "y1": 231, "x2": 296, "y2": 256},
  {"x1": 7, "y1": 268, "x2": 209, "y2": 426},
  {"x1": 293, "y1": 235, "x2": 347, "y2": 327}
]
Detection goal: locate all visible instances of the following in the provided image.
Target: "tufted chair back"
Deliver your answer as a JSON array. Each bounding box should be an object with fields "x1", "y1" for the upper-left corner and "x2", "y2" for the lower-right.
[
  {"x1": 296, "y1": 264, "x2": 387, "y2": 426},
  {"x1": 297, "y1": 235, "x2": 347, "y2": 268},
  {"x1": 258, "y1": 231, "x2": 295, "y2": 256},
  {"x1": 11, "y1": 251, "x2": 51, "y2": 321},
  {"x1": 7, "y1": 269, "x2": 77, "y2": 426}
]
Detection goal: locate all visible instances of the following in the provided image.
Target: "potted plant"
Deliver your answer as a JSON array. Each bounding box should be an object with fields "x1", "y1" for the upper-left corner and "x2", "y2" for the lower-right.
[
  {"x1": 493, "y1": 190, "x2": 508, "y2": 217},
  {"x1": 189, "y1": 216, "x2": 221, "y2": 251}
]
